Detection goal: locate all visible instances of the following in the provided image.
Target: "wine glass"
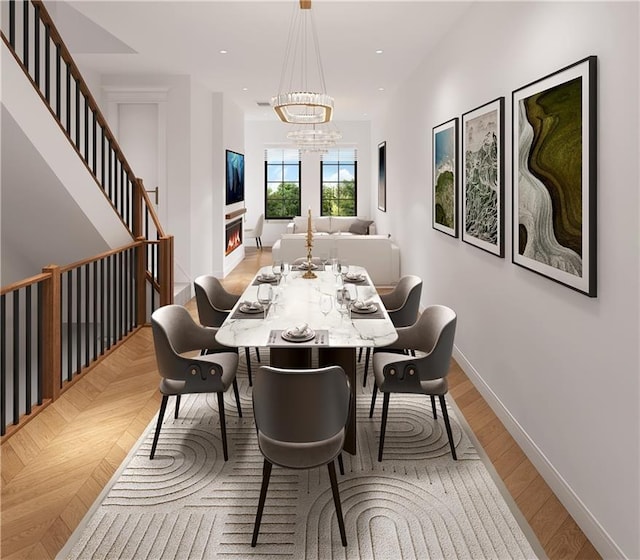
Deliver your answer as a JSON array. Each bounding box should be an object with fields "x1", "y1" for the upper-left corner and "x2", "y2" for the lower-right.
[
  {"x1": 336, "y1": 288, "x2": 351, "y2": 324},
  {"x1": 272, "y1": 261, "x2": 283, "y2": 279},
  {"x1": 257, "y1": 284, "x2": 273, "y2": 318},
  {"x1": 319, "y1": 253, "x2": 329, "y2": 271},
  {"x1": 281, "y1": 262, "x2": 290, "y2": 283},
  {"x1": 319, "y1": 294, "x2": 333, "y2": 317},
  {"x1": 331, "y1": 259, "x2": 342, "y2": 280}
]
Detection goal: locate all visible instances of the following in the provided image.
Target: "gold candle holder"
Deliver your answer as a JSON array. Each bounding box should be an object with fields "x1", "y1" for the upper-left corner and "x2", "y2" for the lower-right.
[{"x1": 303, "y1": 208, "x2": 317, "y2": 279}]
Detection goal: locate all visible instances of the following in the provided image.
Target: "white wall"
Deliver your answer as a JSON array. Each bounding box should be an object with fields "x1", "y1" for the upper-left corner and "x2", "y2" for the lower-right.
[
  {"x1": 244, "y1": 120, "x2": 372, "y2": 246},
  {"x1": 373, "y1": 2, "x2": 639, "y2": 558}
]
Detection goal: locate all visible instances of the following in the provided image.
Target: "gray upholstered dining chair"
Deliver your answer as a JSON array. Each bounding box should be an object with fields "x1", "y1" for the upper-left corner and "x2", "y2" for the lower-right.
[
  {"x1": 244, "y1": 213, "x2": 264, "y2": 249},
  {"x1": 251, "y1": 365, "x2": 350, "y2": 548},
  {"x1": 361, "y1": 274, "x2": 423, "y2": 386},
  {"x1": 194, "y1": 274, "x2": 260, "y2": 386},
  {"x1": 369, "y1": 305, "x2": 457, "y2": 462},
  {"x1": 149, "y1": 304, "x2": 242, "y2": 461}
]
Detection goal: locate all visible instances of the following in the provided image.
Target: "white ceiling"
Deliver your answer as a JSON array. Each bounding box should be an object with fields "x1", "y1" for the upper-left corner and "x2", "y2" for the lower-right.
[{"x1": 52, "y1": 0, "x2": 474, "y2": 121}]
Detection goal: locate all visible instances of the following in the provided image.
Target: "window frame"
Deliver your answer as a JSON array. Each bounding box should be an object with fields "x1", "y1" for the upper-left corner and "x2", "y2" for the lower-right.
[
  {"x1": 320, "y1": 151, "x2": 358, "y2": 217},
  {"x1": 264, "y1": 153, "x2": 302, "y2": 221}
]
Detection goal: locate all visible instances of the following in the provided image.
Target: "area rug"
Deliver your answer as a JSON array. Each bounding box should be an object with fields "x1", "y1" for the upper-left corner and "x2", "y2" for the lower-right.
[{"x1": 59, "y1": 354, "x2": 542, "y2": 559}]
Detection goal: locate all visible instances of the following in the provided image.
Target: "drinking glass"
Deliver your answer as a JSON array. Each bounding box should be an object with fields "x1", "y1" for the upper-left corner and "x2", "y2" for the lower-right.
[
  {"x1": 281, "y1": 262, "x2": 290, "y2": 283},
  {"x1": 272, "y1": 261, "x2": 283, "y2": 279},
  {"x1": 319, "y1": 253, "x2": 329, "y2": 271},
  {"x1": 257, "y1": 284, "x2": 273, "y2": 317},
  {"x1": 331, "y1": 259, "x2": 342, "y2": 280},
  {"x1": 319, "y1": 294, "x2": 333, "y2": 317},
  {"x1": 336, "y1": 288, "x2": 351, "y2": 324}
]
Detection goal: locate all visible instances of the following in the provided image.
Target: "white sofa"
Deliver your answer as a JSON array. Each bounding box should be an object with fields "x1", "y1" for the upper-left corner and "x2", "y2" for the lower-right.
[
  {"x1": 272, "y1": 216, "x2": 400, "y2": 285},
  {"x1": 286, "y1": 215, "x2": 377, "y2": 236}
]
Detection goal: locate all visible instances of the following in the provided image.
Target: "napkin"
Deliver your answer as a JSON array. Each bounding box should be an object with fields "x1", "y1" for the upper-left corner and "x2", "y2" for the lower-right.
[
  {"x1": 353, "y1": 298, "x2": 375, "y2": 310},
  {"x1": 290, "y1": 322, "x2": 309, "y2": 336}
]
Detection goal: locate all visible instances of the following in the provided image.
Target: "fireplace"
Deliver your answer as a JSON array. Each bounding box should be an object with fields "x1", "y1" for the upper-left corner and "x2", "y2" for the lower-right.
[{"x1": 225, "y1": 218, "x2": 243, "y2": 255}]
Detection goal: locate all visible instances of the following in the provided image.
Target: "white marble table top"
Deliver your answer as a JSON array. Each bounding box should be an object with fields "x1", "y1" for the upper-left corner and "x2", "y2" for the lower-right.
[{"x1": 216, "y1": 265, "x2": 398, "y2": 348}]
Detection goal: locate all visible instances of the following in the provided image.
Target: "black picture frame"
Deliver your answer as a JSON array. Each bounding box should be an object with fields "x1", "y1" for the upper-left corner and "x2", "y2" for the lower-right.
[
  {"x1": 225, "y1": 149, "x2": 245, "y2": 205},
  {"x1": 432, "y1": 118, "x2": 459, "y2": 237},
  {"x1": 377, "y1": 141, "x2": 386, "y2": 212},
  {"x1": 512, "y1": 56, "x2": 597, "y2": 297},
  {"x1": 461, "y1": 97, "x2": 505, "y2": 257}
]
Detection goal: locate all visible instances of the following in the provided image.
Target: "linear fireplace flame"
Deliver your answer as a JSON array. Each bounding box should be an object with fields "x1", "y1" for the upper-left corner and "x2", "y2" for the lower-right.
[{"x1": 225, "y1": 218, "x2": 243, "y2": 255}]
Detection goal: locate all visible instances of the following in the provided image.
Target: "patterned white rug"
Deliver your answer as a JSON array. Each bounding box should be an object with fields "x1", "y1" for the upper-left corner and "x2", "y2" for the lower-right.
[{"x1": 59, "y1": 354, "x2": 542, "y2": 559}]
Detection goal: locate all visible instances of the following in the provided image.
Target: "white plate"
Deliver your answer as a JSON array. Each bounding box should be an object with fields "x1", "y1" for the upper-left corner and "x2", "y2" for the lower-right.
[
  {"x1": 345, "y1": 274, "x2": 365, "y2": 282},
  {"x1": 281, "y1": 328, "x2": 316, "y2": 342},
  {"x1": 351, "y1": 304, "x2": 378, "y2": 314},
  {"x1": 257, "y1": 275, "x2": 278, "y2": 283},
  {"x1": 239, "y1": 303, "x2": 264, "y2": 314}
]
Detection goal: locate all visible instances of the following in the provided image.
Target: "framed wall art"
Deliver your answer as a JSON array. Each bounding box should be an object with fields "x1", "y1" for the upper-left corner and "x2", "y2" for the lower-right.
[
  {"x1": 378, "y1": 141, "x2": 387, "y2": 212},
  {"x1": 512, "y1": 56, "x2": 597, "y2": 297},
  {"x1": 461, "y1": 97, "x2": 505, "y2": 257},
  {"x1": 432, "y1": 118, "x2": 458, "y2": 237},
  {"x1": 225, "y1": 149, "x2": 245, "y2": 205}
]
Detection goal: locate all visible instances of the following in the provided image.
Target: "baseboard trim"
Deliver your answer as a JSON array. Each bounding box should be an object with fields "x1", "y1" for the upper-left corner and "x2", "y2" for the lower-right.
[{"x1": 452, "y1": 344, "x2": 627, "y2": 560}]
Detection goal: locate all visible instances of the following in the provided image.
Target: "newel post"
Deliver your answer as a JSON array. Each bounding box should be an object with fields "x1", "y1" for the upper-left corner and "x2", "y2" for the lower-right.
[
  {"x1": 158, "y1": 235, "x2": 174, "y2": 306},
  {"x1": 135, "y1": 238, "x2": 147, "y2": 325},
  {"x1": 41, "y1": 264, "x2": 61, "y2": 401},
  {"x1": 132, "y1": 178, "x2": 144, "y2": 239}
]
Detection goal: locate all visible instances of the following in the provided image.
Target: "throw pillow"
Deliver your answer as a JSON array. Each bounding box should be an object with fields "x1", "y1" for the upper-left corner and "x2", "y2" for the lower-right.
[{"x1": 348, "y1": 219, "x2": 374, "y2": 235}]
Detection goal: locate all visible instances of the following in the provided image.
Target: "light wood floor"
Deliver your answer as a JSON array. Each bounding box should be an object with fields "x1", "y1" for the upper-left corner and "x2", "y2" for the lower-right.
[{"x1": 0, "y1": 248, "x2": 600, "y2": 560}]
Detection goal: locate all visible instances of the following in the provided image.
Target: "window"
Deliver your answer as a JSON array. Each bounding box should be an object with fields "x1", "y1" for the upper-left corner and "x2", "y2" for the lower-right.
[
  {"x1": 265, "y1": 148, "x2": 301, "y2": 219},
  {"x1": 321, "y1": 148, "x2": 357, "y2": 216}
]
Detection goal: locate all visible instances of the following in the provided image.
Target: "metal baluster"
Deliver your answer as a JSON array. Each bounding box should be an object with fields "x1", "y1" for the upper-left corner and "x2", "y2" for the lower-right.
[
  {"x1": 92, "y1": 110, "x2": 97, "y2": 175},
  {"x1": 66, "y1": 63, "x2": 71, "y2": 134},
  {"x1": 84, "y1": 263, "x2": 90, "y2": 368},
  {"x1": 23, "y1": 0, "x2": 29, "y2": 72},
  {"x1": 55, "y1": 43, "x2": 61, "y2": 118},
  {"x1": 67, "y1": 270, "x2": 72, "y2": 381},
  {"x1": 25, "y1": 285, "x2": 32, "y2": 415},
  {"x1": 76, "y1": 265, "x2": 81, "y2": 374},
  {"x1": 106, "y1": 255, "x2": 111, "y2": 349},
  {"x1": 75, "y1": 79, "x2": 80, "y2": 149},
  {"x1": 1, "y1": 294, "x2": 6, "y2": 435},
  {"x1": 44, "y1": 24, "x2": 50, "y2": 102},
  {"x1": 13, "y1": 290, "x2": 20, "y2": 425},
  {"x1": 9, "y1": 0, "x2": 16, "y2": 48},
  {"x1": 92, "y1": 261, "x2": 97, "y2": 361},
  {"x1": 34, "y1": 3, "x2": 40, "y2": 88},
  {"x1": 37, "y1": 281, "x2": 43, "y2": 405},
  {"x1": 99, "y1": 259, "x2": 104, "y2": 355},
  {"x1": 84, "y1": 95, "x2": 89, "y2": 163}
]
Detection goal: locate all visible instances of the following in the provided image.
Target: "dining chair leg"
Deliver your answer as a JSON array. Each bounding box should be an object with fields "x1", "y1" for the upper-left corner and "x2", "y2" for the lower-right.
[
  {"x1": 378, "y1": 392, "x2": 390, "y2": 462},
  {"x1": 255, "y1": 347, "x2": 261, "y2": 362},
  {"x1": 430, "y1": 395, "x2": 437, "y2": 419},
  {"x1": 337, "y1": 453, "x2": 344, "y2": 475},
  {"x1": 217, "y1": 392, "x2": 229, "y2": 461},
  {"x1": 244, "y1": 347, "x2": 253, "y2": 386},
  {"x1": 150, "y1": 395, "x2": 169, "y2": 459},
  {"x1": 251, "y1": 459, "x2": 273, "y2": 547},
  {"x1": 362, "y1": 348, "x2": 371, "y2": 386},
  {"x1": 369, "y1": 384, "x2": 378, "y2": 418},
  {"x1": 327, "y1": 461, "x2": 347, "y2": 547},
  {"x1": 174, "y1": 394, "x2": 181, "y2": 419},
  {"x1": 439, "y1": 395, "x2": 457, "y2": 460},
  {"x1": 232, "y1": 379, "x2": 243, "y2": 418}
]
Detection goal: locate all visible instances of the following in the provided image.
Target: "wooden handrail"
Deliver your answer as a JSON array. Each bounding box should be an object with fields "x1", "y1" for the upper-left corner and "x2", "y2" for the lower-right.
[
  {"x1": 0, "y1": 272, "x2": 50, "y2": 296},
  {"x1": 57, "y1": 241, "x2": 144, "y2": 274}
]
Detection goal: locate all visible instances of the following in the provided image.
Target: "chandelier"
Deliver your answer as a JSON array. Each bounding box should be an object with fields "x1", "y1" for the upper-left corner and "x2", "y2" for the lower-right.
[
  {"x1": 271, "y1": 0, "x2": 334, "y2": 124},
  {"x1": 287, "y1": 122, "x2": 342, "y2": 152}
]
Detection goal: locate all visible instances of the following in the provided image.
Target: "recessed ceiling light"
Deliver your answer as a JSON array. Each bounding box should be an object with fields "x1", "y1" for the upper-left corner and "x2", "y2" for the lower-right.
[
  {"x1": 378, "y1": 87, "x2": 385, "y2": 91},
  {"x1": 375, "y1": 49, "x2": 383, "y2": 54},
  {"x1": 219, "y1": 49, "x2": 228, "y2": 54},
  {"x1": 242, "y1": 87, "x2": 248, "y2": 91}
]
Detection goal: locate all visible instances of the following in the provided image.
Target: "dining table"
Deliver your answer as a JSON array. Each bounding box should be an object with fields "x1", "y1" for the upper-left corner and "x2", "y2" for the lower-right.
[{"x1": 215, "y1": 263, "x2": 398, "y2": 454}]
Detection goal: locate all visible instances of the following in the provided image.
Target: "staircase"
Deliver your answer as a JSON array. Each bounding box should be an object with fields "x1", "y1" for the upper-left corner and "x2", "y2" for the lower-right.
[{"x1": 1, "y1": 0, "x2": 174, "y2": 440}]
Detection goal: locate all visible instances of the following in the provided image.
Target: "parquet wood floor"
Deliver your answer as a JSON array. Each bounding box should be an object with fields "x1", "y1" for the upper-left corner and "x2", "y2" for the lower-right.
[{"x1": 0, "y1": 248, "x2": 600, "y2": 559}]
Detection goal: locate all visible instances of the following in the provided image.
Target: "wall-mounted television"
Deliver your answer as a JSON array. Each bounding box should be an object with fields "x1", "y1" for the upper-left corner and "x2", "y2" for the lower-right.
[{"x1": 225, "y1": 150, "x2": 245, "y2": 205}]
